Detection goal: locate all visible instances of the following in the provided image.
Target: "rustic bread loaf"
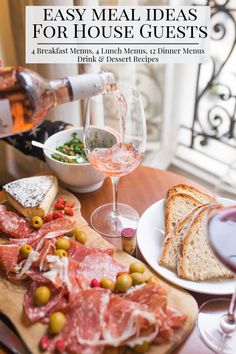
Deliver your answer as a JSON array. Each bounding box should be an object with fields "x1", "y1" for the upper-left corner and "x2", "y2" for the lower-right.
[
  {"x1": 178, "y1": 206, "x2": 234, "y2": 281},
  {"x1": 3, "y1": 175, "x2": 58, "y2": 218}
]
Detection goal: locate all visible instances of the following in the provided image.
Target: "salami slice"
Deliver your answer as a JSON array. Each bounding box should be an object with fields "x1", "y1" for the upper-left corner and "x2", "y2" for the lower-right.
[
  {"x1": 68, "y1": 239, "x2": 114, "y2": 262},
  {"x1": 0, "y1": 205, "x2": 33, "y2": 238},
  {"x1": 0, "y1": 244, "x2": 20, "y2": 274},
  {"x1": 8, "y1": 218, "x2": 75, "y2": 247},
  {"x1": 24, "y1": 282, "x2": 68, "y2": 323},
  {"x1": 78, "y1": 252, "x2": 126, "y2": 286}
]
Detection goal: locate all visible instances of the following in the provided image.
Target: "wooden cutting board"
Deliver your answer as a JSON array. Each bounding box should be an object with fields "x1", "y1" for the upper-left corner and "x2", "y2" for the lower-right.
[{"x1": 0, "y1": 188, "x2": 198, "y2": 354}]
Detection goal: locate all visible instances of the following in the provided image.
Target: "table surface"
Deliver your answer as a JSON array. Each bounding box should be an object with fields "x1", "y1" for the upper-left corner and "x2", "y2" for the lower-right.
[{"x1": 1, "y1": 165, "x2": 224, "y2": 354}]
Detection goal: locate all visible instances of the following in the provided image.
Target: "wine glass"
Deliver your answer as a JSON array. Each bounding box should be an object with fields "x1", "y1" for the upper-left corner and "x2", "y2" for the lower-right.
[
  {"x1": 83, "y1": 85, "x2": 146, "y2": 237},
  {"x1": 197, "y1": 160, "x2": 236, "y2": 353}
]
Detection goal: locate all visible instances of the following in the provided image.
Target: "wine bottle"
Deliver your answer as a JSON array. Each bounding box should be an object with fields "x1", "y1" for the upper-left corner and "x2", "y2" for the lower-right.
[{"x1": 0, "y1": 66, "x2": 115, "y2": 138}]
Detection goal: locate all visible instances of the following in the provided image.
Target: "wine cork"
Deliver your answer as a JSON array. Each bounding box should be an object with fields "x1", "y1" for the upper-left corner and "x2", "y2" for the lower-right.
[{"x1": 121, "y1": 228, "x2": 137, "y2": 256}]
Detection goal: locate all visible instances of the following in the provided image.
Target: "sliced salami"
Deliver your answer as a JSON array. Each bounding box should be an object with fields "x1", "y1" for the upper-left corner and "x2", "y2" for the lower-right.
[
  {"x1": 0, "y1": 244, "x2": 20, "y2": 274},
  {"x1": 0, "y1": 205, "x2": 33, "y2": 238},
  {"x1": 78, "y1": 252, "x2": 126, "y2": 286},
  {"x1": 68, "y1": 239, "x2": 114, "y2": 262},
  {"x1": 24, "y1": 282, "x2": 68, "y2": 323}
]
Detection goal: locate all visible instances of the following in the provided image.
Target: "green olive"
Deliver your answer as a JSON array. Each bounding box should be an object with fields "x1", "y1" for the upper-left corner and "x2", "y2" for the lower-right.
[
  {"x1": 129, "y1": 262, "x2": 145, "y2": 274},
  {"x1": 33, "y1": 286, "x2": 51, "y2": 306},
  {"x1": 65, "y1": 228, "x2": 76, "y2": 237},
  {"x1": 147, "y1": 275, "x2": 160, "y2": 284},
  {"x1": 49, "y1": 312, "x2": 66, "y2": 334},
  {"x1": 55, "y1": 249, "x2": 67, "y2": 258},
  {"x1": 134, "y1": 341, "x2": 150, "y2": 353},
  {"x1": 31, "y1": 216, "x2": 44, "y2": 229},
  {"x1": 130, "y1": 272, "x2": 146, "y2": 286},
  {"x1": 100, "y1": 278, "x2": 115, "y2": 292},
  {"x1": 75, "y1": 230, "x2": 87, "y2": 245},
  {"x1": 116, "y1": 274, "x2": 132, "y2": 293},
  {"x1": 55, "y1": 237, "x2": 70, "y2": 251},
  {"x1": 19, "y1": 245, "x2": 32, "y2": 259}
]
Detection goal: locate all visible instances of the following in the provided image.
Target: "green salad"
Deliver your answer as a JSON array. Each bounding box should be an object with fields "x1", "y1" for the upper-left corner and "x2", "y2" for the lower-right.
[{"x1": 51, "y1": 132, "x2": 88, "y2": 164}]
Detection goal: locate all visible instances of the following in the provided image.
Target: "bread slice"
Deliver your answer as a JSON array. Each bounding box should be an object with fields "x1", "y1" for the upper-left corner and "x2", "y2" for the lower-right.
[
  {"x1": 165, "y1": 193, "x2": 203, "y2": 235},
  {"x1": 178, "y1": 206, "x2": 234, "y2": 281},
  {"x1": 3, "y1": 175, "x2": 58, "y2": 218},
  {"x1": 167, "y1": 184, "x2": 212, "y2": 204},
  {"x1": 160, "y1": 205, "x2": 204, "y2": 271}
]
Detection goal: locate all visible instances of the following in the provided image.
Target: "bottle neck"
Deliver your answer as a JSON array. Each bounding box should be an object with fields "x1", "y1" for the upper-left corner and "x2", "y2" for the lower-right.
[{"x1": 49, "y1": 72, "x2": 115, "y2": 106}]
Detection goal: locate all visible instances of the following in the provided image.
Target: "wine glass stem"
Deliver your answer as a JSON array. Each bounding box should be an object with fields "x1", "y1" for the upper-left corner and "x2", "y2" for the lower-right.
[
  {"x1": 228, "y1": 284, "x2": 236, "y2": 321},
  {"x1": 111, "y1": 176, "x2": 119, "y2": 215}
]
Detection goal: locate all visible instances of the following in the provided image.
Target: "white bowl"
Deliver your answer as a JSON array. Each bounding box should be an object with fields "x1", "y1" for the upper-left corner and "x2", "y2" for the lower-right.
[{"x1": 44, "y1": 128, "x2": 104, "y2": 193}]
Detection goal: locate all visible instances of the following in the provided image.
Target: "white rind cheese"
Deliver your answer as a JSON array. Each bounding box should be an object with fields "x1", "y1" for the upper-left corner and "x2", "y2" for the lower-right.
[
  {"x1": 4, "y1": 176, "x2": 55, "y2": 208},
  {"x1": 3, "y1": 175, "x2": 58, "y2": 218}
]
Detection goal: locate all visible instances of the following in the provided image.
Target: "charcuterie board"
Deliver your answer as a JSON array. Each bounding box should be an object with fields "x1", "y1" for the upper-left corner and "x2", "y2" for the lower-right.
[{"x1": 0, "y1": 187, "x2": 198, "y2": 354}]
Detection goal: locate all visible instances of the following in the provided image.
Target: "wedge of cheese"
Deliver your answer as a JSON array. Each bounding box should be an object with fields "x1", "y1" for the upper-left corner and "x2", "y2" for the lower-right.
[{"x1": 3, "y1": 175, "x2": 58, "y2": 218}]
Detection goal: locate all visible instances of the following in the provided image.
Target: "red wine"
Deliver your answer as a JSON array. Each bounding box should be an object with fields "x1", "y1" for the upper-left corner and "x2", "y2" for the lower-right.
[{"x1": 208, "y1": 206, "x2": 236, "y2": 272}]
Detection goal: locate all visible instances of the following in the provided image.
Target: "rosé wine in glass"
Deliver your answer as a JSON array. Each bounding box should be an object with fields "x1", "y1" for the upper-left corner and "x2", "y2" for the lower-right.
[
  {"x1": 88, "y1": 143, "x2": 143, "y2": 178},
  {"x1": 84, "y1": 85, "x2": 146, "y2": 237}
]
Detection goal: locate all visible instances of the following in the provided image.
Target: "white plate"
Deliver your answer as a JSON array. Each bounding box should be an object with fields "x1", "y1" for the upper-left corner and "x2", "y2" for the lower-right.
[{"x1": 137, "y1": 197, "x2": 236, "y2": 295}]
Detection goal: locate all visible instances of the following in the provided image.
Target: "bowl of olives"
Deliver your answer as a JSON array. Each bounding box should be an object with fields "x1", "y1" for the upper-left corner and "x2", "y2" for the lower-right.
[{"x1": 44, "y1": 127, "x2": 117, "y2": 193}]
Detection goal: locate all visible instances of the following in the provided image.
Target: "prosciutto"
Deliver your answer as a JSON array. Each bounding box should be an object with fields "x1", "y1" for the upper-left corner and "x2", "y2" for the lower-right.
[
  {"x1": 0, "y1": 205, "x2": 33, "y2": 238},
  {"x1": 51, "y1": 288, "x2": 158, "y2": 354},
  {"x1": 124, "y1": 282, "x2": 187, "y2": 343}
]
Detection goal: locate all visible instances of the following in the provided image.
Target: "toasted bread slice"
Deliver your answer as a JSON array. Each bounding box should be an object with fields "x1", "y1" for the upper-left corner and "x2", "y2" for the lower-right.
[
  {"x1": 167, "y1": 184, "x2": 212, "y2": 204},
  {"x1": 178, "y1": 206, "x2": 234, "y2": 281},
  {"x1": 3, "y1": 175, "x2": 58, "y2": 218},
  {"x1": 165, "y1": 193, "x2": 203, "y2": 235},
  {"x1": 160, "y1": 205, "x2": 204, "y2": 271}
]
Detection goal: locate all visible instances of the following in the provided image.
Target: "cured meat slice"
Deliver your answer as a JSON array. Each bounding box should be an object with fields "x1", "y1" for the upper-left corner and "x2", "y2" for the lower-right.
[
  {"x1": 0, "y1": 244, "x2": 20, "y2": 274},
  {"x1": 124, "y1": 282, "x2": 168, "y2": 312},
  {"x1": 0, "y1": 205, "x2": 33, "y2": 238},
  {"x1": 124, "y1": 282, "x2": 187, "y2": 343},
  {"x1": 24, "y1": 282, "x2": 68, "y2": 323},
  {"x1": 104, "y1": 295, "x2": 157, "y2": 346},
  {"x1": 52, "y1": 288, "x2": 158, "y2": 353},
  {"x1": 78, "y1": 252, "x2": 126, "y2": 286},
  {"x1": 67, "y1": 239, "x2": 113, "y2": 262},
  {"x1": 52, "y1": 288, "x2": 107, "y2": 354},
  {"x1": 8, "y1": 218, "x2": 75, "y2": 247}
]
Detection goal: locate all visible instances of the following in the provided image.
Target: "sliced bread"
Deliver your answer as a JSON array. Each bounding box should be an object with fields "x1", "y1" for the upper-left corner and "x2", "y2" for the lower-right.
[
  {"x1": 160, "y1": 205, "x2": 204, "y2": 271},
  {"x1": 3, "y1": 175, "x2": 58, "y2": 218},
  {"x1": 165, "y1": 193, "x2": 203, "y2": 235},
  {"x1": 167, "y1": 184, "x2": 212, "y2": 204},
  {"x1": 178, "y1": 206, "x2": 234, "y2": 281}
]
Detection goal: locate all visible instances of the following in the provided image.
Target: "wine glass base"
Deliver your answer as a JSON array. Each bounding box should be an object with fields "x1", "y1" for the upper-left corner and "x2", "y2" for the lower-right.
[
  {"x1": 90, "y1": 203, "x2": 139, "y2": 238},
  {"x1": 197, "y1": 298, "x2": 236, "y2": 354}
]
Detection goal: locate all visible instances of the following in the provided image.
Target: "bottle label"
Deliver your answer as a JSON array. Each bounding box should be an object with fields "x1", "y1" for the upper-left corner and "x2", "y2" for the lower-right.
[{"x1": 0, "y1": 99, "x2": 13, "y2": 135}]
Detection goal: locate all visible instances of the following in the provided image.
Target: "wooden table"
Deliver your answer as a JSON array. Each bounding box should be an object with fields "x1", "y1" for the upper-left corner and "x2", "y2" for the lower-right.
[{"x1": 1, "y1": 166, "x2": 227, "y2": 354}]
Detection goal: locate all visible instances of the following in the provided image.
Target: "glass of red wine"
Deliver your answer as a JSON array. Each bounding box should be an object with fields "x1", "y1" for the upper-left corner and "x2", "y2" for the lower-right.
[
  {"x1": 197, "y1": 162, "x2": 236, "y2": 353},
  {"x1": 83, "y1": 85, "x2": 146, "y2": 237}
]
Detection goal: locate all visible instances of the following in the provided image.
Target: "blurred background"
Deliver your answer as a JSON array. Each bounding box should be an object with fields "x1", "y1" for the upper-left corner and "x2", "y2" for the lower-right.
[{"x1": 0, "y1": 0, "x2": 235, "y2": 189}]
